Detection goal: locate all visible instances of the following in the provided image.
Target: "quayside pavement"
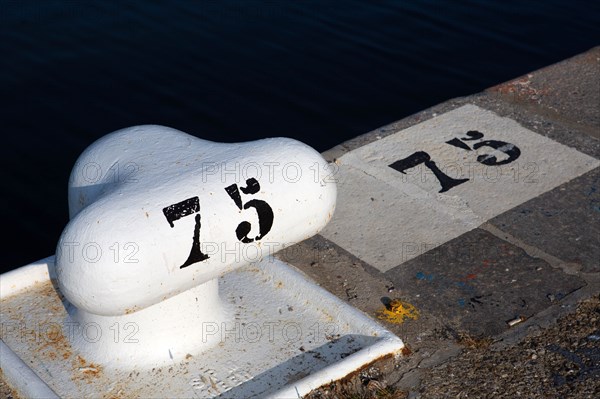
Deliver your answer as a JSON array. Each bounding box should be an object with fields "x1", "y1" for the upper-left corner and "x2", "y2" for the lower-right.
[{"x1": 282, "y1": 45, "x2": 599, "y2": 398}]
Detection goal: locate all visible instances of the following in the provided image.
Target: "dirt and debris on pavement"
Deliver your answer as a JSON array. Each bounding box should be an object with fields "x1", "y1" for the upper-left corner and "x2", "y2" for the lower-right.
[
  {"x1": 302, "y1": 295, "x2": 599, "y2": 399},
  {"x1": 416, "y1": 295, "x2": 600, "y2": 398},
  {"x1": 0, "y1": 371, "x2": 17, "y2": 399}
]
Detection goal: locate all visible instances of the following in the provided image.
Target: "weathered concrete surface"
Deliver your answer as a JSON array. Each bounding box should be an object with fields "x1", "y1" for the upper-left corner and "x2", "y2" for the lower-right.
[
  {"x1": 489, "y1": 168, "x2": 600, "y2": 274},
  {"x1": 288, "y1": 46, "x2": 600, "y2": 398},
  {"x1": 384, "y1": 228, "x2": 586, "y2": 338},
  {"x1": 488, "y1": 46, "x2": 600, "y2": 140},
  {"x1": 417, "y1": 295, "x2": 600, "y2": 398},
  {"x1": 319, "y1": 104, "x2": 598, "y2": 272}
]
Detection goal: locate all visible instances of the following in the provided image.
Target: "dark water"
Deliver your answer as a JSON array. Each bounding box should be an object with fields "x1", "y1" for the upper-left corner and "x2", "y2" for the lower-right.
[{"x1": 1, "y1": 1, "x2": 599, "y2": 270}]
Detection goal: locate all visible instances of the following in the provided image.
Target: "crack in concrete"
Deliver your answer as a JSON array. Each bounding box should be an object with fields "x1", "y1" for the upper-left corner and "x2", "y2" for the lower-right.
[{"x1": 480, "y1": 222, "x2": 583, "y2": 276}]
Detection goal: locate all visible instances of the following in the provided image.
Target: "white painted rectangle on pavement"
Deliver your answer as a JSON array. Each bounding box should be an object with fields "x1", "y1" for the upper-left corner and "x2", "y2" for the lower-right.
[{"x1": 320, "y1": 104, "x2": 600, "y2": 272}]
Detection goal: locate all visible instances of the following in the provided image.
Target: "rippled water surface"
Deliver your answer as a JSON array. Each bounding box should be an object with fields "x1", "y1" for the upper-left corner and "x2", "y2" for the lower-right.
[{"x1": 1, "y1": 1, "x2": 599, "y2": 268}]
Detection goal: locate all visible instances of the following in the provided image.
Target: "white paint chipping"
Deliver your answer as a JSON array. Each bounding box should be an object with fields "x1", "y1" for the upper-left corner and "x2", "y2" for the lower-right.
[{"x1": 320, "y1": 104, "x2": 599, "y2": 272}]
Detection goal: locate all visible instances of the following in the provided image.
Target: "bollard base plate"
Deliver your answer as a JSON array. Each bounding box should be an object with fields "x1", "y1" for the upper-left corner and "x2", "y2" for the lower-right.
[{"x1": 0, "y1": 256, "x2": 404, "y2": 398}]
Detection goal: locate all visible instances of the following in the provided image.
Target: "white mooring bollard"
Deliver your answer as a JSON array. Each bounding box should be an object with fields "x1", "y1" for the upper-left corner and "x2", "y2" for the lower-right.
[
  {"x1": 55, "y1": 125, "x2": 336, "y2": 365},
  {"x1": 0, "y1": 125, "x2": 405, "y2": 398}
]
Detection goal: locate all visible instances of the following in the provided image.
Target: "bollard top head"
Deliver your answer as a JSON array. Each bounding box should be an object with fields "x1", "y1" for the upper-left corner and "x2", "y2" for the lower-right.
[{"x1": 56, "y1": 125, "x2": 336, "y2": 316}]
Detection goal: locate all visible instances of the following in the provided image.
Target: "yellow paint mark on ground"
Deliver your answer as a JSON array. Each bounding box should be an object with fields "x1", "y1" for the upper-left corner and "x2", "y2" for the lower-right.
[{"x1": 376, "y1": 299, "x2": 419, "y2": 324}]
